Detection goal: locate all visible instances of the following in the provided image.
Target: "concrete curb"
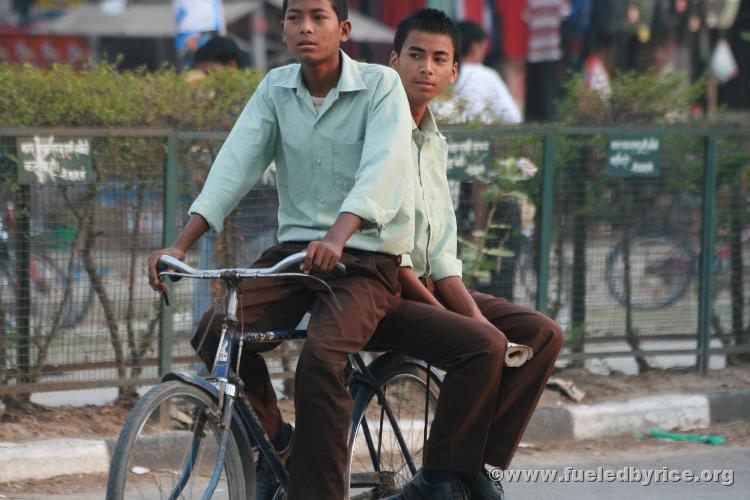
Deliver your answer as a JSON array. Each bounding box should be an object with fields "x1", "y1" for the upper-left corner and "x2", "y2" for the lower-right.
[
  {"x1": 0, "y1": 438, "x2": 109, "y2": 483},
  {"x1": 523, "y1": 389, "x2": 750, "y2": 442},
  {"x1": 1, "y1": 389, "x2": 749, "y2": 483}
]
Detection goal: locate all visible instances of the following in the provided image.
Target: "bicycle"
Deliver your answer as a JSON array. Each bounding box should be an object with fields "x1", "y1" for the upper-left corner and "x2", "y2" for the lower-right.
[
  {"x1": 605, "y1": 227, "x2": 750, "y2": 309},
  {"x1": 106, "y1": 251, "x2": 442, "y2": 499},
  {"x1": 0, "y1": 203, "x2": 93, "y2": 329}
]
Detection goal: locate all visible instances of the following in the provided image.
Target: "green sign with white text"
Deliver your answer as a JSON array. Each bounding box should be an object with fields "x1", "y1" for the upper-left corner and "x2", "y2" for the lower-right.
[
  {"x1": 17, "y1": 136, "x2": 92, "y2": 185},
  {"x1": 607, "y1": 136, "x2": 661, "y2": 178},
  {"x1": 447, "y1": 138, "x2": 491, "y2": 181}
]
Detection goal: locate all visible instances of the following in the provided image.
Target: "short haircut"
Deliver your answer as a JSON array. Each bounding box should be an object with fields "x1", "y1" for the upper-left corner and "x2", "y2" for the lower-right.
[
  {"x1": 393, "y1": 8, "x2": 461, "y2": 63},
  {"x1": 282, "y1": 0, "x2": 348, "y2": 21},
  {"x1": 457, "y1": 20, "x2": 487, "y2": 58},
  {"x1": 194, "y1": 36, "x2": 247, "y2": 67}
]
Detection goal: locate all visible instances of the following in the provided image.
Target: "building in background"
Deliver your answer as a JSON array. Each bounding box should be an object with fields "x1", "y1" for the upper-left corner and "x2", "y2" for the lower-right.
[
  {"x1": 0, "y1": 0, "x2": 395, "y2": 70},
  {"x1": 2, "y1": 0, "x2": 748, "y2": 116}
]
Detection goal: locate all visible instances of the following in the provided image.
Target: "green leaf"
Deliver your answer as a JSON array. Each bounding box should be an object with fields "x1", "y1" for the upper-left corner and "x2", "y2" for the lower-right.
[{"x1": 483, "y1": 247, "x2": 515, "y2": 258}]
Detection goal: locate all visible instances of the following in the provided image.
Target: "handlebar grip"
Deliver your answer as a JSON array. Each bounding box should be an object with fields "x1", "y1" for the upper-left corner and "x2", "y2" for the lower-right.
[
  {"x1": 331, "y1": 262, "x2": 346, "y2": 277},
  {"x1": 156, "y1": 258, "x2": 182, "y2": 282}
]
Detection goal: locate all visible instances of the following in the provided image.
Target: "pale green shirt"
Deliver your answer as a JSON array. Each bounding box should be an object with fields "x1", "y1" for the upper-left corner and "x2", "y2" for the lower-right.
[
  {"x1": 401, "y1": 109, "x2": 462, "y2": 280},
  {"x1": 189, "y1": 51, "x2": 415, "y2": 256}
]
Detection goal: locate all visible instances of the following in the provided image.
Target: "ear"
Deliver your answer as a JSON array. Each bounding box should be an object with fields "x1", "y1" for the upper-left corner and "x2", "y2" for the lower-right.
[
  {"x1": 339, "y1": 20, "x2": 352, "y2": 43},
  {"x1": 389, "y1": 51, "x2": 399, "y2": 69},
  {"x1": 449, "y1": 62, "x2": 458, "y2": 83}
]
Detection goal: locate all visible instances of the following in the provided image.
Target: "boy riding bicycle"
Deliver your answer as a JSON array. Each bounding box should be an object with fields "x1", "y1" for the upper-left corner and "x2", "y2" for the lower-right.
[{"x1": 149, "y1": 0, "x2": 414, "y2": 498}]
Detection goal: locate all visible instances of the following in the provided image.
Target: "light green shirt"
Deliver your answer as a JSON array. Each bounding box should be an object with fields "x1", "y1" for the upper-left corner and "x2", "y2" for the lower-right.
[
  {"x1": 189, "y1": 51, "x2": 415, "y2": 256},
  {"x1": 401, "y1": 109, "x2": 462, "y2": 280}
]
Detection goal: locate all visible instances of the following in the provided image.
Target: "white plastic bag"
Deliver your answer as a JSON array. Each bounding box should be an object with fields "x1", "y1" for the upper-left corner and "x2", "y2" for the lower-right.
[{"x1": 709, "y1": 38, "x2": 738, "y2": 82}]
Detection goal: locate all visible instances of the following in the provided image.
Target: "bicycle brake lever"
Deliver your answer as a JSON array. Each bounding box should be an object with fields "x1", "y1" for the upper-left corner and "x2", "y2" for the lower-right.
[{"x1": 155, "y1": 260, "x2": 176, "y2": 307}]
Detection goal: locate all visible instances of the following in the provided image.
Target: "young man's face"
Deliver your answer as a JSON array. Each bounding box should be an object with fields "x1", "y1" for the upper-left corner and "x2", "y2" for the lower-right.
[
  {"x1": 390, "y1": 30, "x2": 458, "y2": 106},
  {"x1": 282, "y1": 0, "x2": 351, "y2": 65}
]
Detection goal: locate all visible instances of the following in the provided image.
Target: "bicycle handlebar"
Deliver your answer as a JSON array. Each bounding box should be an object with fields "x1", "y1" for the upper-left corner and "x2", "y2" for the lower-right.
[
  {"x1": 155, "y1": 251, "x2": 345, "y2": 309},
  {"x1": 156, "y1": 251, "x2": 346, "y2": 280}
]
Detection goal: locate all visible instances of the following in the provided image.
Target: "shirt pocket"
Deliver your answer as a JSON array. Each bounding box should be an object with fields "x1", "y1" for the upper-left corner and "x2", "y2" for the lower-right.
[{"x1": 331, "y1": 140, "x2": 364, "y2": 197}]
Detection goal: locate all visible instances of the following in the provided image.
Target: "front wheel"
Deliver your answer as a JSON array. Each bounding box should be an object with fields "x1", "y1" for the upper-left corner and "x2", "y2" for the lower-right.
[
  {"x1": 346, "y1": 354, "x2": 442, "y2": 499},
  {"x1": 106, "y1": 381, "x2": 249, "y2": 499}
]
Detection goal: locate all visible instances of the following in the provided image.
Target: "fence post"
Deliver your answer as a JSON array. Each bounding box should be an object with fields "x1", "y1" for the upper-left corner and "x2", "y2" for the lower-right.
[
  {"x1": 159, "y1": 132, "x2": 178, "y2": 378},
  {"x1": 14, "y1": 185, "x2": 31, "y2": 392},
  {"x1": 536, "y1": 133, "x2": 555, "y2": 314},
  {"x1": 697, "y1": 133, "x2": 717, "y2": 375}
]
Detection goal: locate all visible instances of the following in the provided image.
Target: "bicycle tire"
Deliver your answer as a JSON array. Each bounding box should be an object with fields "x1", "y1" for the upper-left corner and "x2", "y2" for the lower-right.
[
  {"x1": 106, "y1": 381, "x2": 249, "y2": 500},
  {"x1": 0, "y1": 267, "x2": 11, "y2": 331},
  {"x1": 58, "y1": 257, "x2": 95, "y2": 327},
  {"x1": 34, "y1": 252, "x2": 93, "y2": 328},
  {"x1": 605, "y1": 233, "x2": 694, "y2": 310},
  {"x1": 1, "y1": 252, "x2": 91, "y2": 329},
  {"x1": 346, "y1": 354, "x2": 442, "y2": 499}
]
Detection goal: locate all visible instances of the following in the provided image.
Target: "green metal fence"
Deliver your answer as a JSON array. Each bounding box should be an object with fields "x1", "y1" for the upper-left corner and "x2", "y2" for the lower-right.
[{"x1": 1, "y1": 126, "x2": 748, "y2": 397}]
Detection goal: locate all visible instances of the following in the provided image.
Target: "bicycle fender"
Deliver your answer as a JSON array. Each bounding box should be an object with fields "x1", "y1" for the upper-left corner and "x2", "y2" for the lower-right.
[
  {"x1": 365, "y1": 352, "x2": 445, "y2": 384},
  {"x1": 162, "y1": 372, "x2": 255, "y2": 454}
]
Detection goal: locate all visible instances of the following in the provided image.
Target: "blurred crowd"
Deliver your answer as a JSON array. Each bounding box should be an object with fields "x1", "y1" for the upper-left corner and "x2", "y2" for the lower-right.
[{"x1": 1, "y1": 0, "x2": 748, "y2": 121}]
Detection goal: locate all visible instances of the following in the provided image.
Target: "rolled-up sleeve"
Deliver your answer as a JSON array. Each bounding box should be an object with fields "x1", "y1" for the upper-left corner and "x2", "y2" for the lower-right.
[
  {"x1": 400, "y1": 254, "x2": 413, "y2": 268},
  {"x1": 189, "y1": 77, "x2": 278, "y2": 233},
  {"x1": 339, "y1": 70, "x2": 414, "y2": 231},
  {"x1": 430, "y1": 184, "x2": 463, "y2": 281}
]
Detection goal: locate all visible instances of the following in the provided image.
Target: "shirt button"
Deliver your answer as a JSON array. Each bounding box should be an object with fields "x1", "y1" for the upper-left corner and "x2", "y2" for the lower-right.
[
  {"x1": 316, "y1": 159, "x2": 322, "y2": 165},
  {"x1": 314, "y1": 124, "x2": 320, "y2": 129},
  {"x1": 318, "y1": 196, "x2": 325, "y2": 205}
]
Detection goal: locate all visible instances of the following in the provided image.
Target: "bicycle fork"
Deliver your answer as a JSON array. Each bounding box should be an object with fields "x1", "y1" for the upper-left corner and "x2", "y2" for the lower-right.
[
  {"x1": 202, "y1": 286, "x2": 240, "y2": 500},
  {"x1": 168, "y1": 286, "x2": 242, "y2": 500}
]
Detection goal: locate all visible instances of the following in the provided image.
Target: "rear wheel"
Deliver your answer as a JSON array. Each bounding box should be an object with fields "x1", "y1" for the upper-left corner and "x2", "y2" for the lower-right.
[
  {"x1": 106, "y1": 381, "x2": 250, "y2": 499},
  {"x1": 606, "y1": 233, "x2": 693, "y2": 309},
  {"x1": 347, "y1": 355, "x2": 442, "y2": 499}
]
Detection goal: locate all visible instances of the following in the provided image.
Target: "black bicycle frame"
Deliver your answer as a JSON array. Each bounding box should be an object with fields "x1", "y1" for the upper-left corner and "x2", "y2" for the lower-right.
[{"x1": 164, "y1": 287, "x2": 419, "y2": 499}]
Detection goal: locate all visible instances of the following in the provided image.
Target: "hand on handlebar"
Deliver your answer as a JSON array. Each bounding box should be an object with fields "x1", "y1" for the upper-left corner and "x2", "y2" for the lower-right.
[
  {"x1": 301, "y1": 240, "x2": 343, "y2": 274},
  {"x1": 148, "y1": 247, "x2": 185, "y2": 293}
]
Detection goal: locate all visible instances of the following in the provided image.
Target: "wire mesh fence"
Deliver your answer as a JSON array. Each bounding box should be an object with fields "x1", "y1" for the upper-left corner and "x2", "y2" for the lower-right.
[{"x1": 0, "y1": 127, "x2": 748, "y2": 398}]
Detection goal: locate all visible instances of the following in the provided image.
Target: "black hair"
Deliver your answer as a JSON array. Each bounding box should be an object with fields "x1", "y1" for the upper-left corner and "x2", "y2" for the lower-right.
[
  {"x1": 194, "y1": 36, "x2": 249, "y2": 68},
  {"x1": 456, "y1": 21, "x2": 487, "y2": 58},
  {"x1": 282, "y1": 0, "x2": 348, "y2": 21},
  {"x1": 393, "y1": 8, "x2": 461, "y2": 64}
]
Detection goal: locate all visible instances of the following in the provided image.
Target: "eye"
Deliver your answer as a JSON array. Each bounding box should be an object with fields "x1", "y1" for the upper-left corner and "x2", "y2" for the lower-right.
[{"x1": 286, "y1": 14, "x2": 299, "y2": 21}]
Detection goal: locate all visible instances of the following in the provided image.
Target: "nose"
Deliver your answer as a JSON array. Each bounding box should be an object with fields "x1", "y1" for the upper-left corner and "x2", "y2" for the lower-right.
[
  {"x1": 420, "y1": 59, "x2": 435, "y2": 76},
  {"x1": 299, "y1": 15, "x2": 314, "y2": 34}
]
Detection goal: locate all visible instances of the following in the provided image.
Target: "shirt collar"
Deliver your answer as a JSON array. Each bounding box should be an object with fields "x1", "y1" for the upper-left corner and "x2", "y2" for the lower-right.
[
  {"x1": 274, "y1": 50, "x2": 367, "y2": 95},
  {"x1": 412, "y1": 107, "x2": 444, "y2": 143}
]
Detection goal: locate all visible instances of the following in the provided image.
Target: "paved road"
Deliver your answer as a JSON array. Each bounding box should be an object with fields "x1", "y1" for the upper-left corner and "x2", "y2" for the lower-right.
[
  {"x1": 507, "y1": 442, "x2": 748, "y2": 499},
  {"x1": 4, "y1": 424, "x2": 749, "y2": 499}
]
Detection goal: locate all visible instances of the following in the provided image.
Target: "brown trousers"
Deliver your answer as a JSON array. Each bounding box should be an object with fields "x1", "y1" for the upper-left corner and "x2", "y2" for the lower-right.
[{"x1": 192, "y1": 242, "x2": 563, "y2": 499}]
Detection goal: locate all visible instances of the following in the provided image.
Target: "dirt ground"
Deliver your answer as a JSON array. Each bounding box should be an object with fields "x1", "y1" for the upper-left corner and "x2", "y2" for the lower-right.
[
  {"x1": 538, "y1": 364, "x2": 750, "y2": 406},
  {"x1": 1, "y1": 365, "x2": 749, "y2": 443}
]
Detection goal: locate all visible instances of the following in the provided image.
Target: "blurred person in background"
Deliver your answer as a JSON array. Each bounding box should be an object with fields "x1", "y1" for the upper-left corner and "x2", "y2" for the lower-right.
[
  {"x1": 453, "y1": 20, "x2": 523, "y2": 125},
  {"x1": 185, "y1": 35, "x2": 250, "y2": 85},
  {"x1": 193, "y1": 35, "x2": 250, "y2": 71}
]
